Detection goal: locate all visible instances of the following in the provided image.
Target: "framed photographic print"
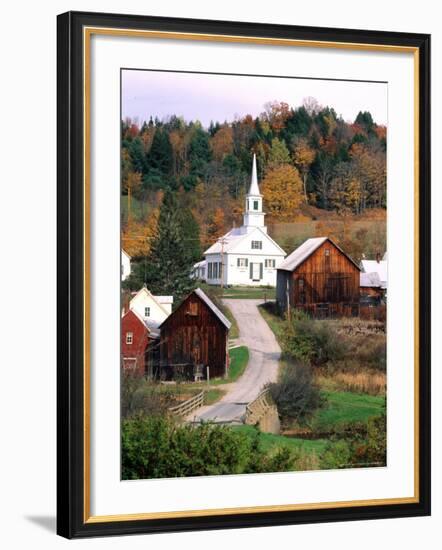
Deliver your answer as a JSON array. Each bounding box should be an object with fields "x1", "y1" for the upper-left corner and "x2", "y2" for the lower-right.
[{"x1": 57, "y1": 11, "x2": 431, "y2": 538}]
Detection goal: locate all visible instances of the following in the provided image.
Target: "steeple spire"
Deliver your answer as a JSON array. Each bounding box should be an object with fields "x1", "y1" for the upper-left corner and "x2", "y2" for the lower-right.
[
  {"x1": 248, "y1": 153, "x2": 261, "y2": 196},
  {"x1": 243, "y1": 153, "x2": 267, "y2": 233}
]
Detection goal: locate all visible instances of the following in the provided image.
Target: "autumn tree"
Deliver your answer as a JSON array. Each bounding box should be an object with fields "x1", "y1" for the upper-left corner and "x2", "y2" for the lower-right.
[
  {"x1": 261, "y1": 164, "x2": 304, "y2": 220},
  {"x1": 122, "y1": 171, "x2": 143, "y2": 200},
  {"x1": 122, "y1": 208, "x2": 159, "y2": 258},
  {"x1": 292, "y1": 137, "x2": 316, "y2": 202},
  {"x1": 210, "y1": 126, "x2": 233, "y2": 161},
  {"x1": 206, "y1": 208, "x2": 226, "y2": 243}
]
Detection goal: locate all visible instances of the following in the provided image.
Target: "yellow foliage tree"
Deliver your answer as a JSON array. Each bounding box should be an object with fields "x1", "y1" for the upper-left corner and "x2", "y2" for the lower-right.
[
  {"x1": 292, "y1": 138, "x2": 316, "y2": 202},
  {"x1": 123, "y1": 171, "x2": 142, "y2": 199},
  {"x1": 261, "y1": 164, "x2": 304, "y2": 221},
  {"x1": 122, "y1": 208, "x2": 159, "y2": 258}
]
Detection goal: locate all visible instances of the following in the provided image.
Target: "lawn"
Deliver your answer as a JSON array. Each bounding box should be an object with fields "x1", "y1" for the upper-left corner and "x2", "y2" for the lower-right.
[
  {"x1": 211, "y1": 346, "x2": 249, "y2": 385},
  {"x1": 258, "y1": 301, "x2": 285, "y2": 344},
  {"x1": 232, "y1": 425, "x2": 330, "y2": 455},
  {"x1": 200, "y1": 282, "x2": 275, "y2": 301},
  {"x1": 311, "y1": 391, "x2": 385, "y2": 432}
]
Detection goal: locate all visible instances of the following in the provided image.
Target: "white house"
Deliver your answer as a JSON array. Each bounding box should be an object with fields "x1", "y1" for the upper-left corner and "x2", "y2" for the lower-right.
[
  {"x1": 360, "y1": 255, "x2": 388, "y2": 290},
  {"x1": 201, "y1": 154, "x2": 286, "y2": 287},
  {"x1": 129, "y1": 286, "x2": 173, "y2": 329},
  {"x1": 121, "y1": 249, "x2": 131, "y2": 281}
]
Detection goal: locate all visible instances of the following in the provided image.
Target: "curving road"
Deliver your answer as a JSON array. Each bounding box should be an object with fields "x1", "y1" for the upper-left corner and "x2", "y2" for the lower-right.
[{"x1": 189, "y1": 299, "x2": 280, "y2": 423}]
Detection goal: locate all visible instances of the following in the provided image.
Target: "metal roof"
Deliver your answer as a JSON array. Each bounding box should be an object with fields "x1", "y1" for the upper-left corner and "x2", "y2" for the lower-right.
[
  {"x1": 155, "y1": 295, "x2": 174, "y2": 305},
  {"x1": 277, "y1": 237, "x2": 360, "y2": 272},
  {"x1": 360, "y1": 271, "x2": 382, "y2": 287},
  {"x1": 193, "y1": 288, "x2": 232, "y2": 330},
  {"x1": 360, "y1": 260, "x2": 388, "y2": 287}
]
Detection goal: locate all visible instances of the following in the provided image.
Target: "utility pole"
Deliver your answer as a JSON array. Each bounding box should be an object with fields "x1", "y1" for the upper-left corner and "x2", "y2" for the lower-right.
[
  {"x1": 218, "y1": 237, "x2": 227, "y2": 294},
  {"x1": 286, "y1": 278, "x2": 290, "y2": 319}
]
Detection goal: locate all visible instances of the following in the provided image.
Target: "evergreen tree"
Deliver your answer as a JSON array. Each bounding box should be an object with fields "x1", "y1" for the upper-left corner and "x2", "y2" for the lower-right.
[
  {"x1": 179, "y1": 208, "x2": 202, "y2": 264},
  {"x1": 144, "y1": 190, "x2": 195, "y2": 301},
  {"x1": 147, "y1": 128, "x2": 173, "y2": 175}
]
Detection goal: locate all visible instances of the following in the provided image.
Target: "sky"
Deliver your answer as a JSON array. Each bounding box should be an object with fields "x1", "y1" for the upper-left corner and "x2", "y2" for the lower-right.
[{"x1": 122, "y1": 69, "x2": 387, "y2": 128}]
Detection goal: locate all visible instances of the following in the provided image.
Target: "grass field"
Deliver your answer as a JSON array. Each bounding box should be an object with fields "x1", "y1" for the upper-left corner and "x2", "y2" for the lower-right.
[
  {"x1": 200, "y1": 282, "x2": 275, "y2": 301},
  {"x1": 232, "y1": 425, "x2": 330, "y2": 455},
  {"x1": 311, "y1": 391, "x2": 385, "y2": 432}
]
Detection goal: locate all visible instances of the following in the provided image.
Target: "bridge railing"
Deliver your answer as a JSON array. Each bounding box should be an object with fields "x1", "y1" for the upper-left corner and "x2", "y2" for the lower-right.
[
  {"x1": 168, "y1": 390, "x2": 205, "y2": 417},
  {"x1": 244, "y1": 388, "x2": 272, "y2": 425}
]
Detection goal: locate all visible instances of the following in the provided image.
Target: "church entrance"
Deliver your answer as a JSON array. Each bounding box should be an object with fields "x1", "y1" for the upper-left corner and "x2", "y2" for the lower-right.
[{"x1": 250, "y1": 262, "x2": 263, "y2": 282}]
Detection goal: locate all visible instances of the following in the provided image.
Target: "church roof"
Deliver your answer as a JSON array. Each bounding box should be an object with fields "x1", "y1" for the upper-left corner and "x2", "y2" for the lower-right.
[
  {"x1": 204, "y1": 227, "x2": 250, "y2": 254},
  {"x1": 248, "y1": 154, "x2": 261, "y2": 196},
  {"x1": 204, "y1": 226, "x2": 285, "y2": 256}
]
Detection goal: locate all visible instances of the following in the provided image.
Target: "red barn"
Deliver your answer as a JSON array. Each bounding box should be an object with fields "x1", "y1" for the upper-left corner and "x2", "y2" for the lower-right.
[{"x1": 121, "y1": 309, "x2": 157, "y2": 376}]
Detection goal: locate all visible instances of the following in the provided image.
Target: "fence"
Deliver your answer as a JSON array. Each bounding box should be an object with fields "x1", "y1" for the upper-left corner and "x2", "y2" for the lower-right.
[
  {"x1": 168, "y1": 390, "x2": 205, "y2": 417},
  {"x1": 245, "y1": 389, "x2": 280, "y2": 434},
  {"x1": 245, "y1": 389, "x2": 273, "y2": 425}
]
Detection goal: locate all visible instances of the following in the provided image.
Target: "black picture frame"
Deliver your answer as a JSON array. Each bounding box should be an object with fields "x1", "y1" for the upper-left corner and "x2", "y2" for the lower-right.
[{"x1": 57, "y1": 10, "x2": 431, "y2": 539}]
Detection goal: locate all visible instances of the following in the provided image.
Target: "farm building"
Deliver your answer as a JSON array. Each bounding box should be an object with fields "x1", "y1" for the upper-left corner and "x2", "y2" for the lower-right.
[
  {"x1": 159, "y1": 288, "x2": 231, "y2": 381},
  {"x1": 360, "y1": 253, "x2": 388, "y2": 292},
  {"x1": 276, "y1": 237, "x2": 361, "y2": 318},
  {"x1": 128, "y1": 286, "x2": 173, "y2": 329},
  {"x1": 360, "y1": 271, "x2": 385, "y2": 300},
  {"x1": 121, "y1": 309, "x2": 159, "y2": 376}
]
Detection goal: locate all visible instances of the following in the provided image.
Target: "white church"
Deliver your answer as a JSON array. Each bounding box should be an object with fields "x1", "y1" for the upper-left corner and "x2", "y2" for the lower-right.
[{"x1": 194, "y1": 154, "x2": 286, "y2": 287}]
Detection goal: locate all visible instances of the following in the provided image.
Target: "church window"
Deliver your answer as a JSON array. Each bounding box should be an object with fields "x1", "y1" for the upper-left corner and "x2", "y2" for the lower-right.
[
  {"x1": 208, "y1": 263, "x2": 213, "y2": 279},
  {"x1": 253, "y1": 200, "x2": 259, "y2": 210},
  {"x1": 265, "y1": 259, "x2": 275, "y2": 268},
  {"x1": 251, "y1": 240, "x2": 262, "y2": 250},
  {"x1": 237, "y1": 258, "x2": 248, "y2": 267}
]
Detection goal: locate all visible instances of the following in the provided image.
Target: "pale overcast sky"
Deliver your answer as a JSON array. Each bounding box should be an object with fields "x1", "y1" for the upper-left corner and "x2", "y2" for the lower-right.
[{"x1": 122, "y1": 69, "x2": 387, "y2": 127}]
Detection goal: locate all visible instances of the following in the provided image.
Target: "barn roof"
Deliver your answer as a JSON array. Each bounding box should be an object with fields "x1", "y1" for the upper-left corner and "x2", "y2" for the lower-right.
[
  {"x1": 194, "y1": 288, "x2": 232, "y2": 330},
  {"x1": 360, "y1": 259, "x2": 387, "y2": 288},
  {"x1": 277, "y1": 237, "x2": 360, "y2": 272},
  {"x1": 360, "y1": 271, "x2": 382, "y2": 288}
]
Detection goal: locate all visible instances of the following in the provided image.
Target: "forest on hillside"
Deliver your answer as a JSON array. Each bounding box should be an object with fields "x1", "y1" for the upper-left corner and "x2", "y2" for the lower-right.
[{"x1": 121, "y1": 99, "x2": 387, "y2": 295}]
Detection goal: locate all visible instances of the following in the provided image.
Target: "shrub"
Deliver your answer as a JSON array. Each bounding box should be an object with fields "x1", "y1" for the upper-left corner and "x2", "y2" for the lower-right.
[
  {"x1": 122, "y1": 415, "x2": 296, "y2": 479},
  {"x1": 319, "y1": 412, "x2": 386, "y2": 469},
  {"x1": 281, "y1": 311, "x2": 348, "y2": 366},
  {"x1": 266, "y1": 362, "x2": 323, "y2": 425},
  {"x1": 121, "y1": 371, "x2": 176, "y2": 419}
]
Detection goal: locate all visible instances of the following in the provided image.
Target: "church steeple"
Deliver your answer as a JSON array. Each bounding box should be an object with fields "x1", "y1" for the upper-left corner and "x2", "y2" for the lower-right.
[{"x1": 243, "y1": 154, "x2": 267, "y2": 233}]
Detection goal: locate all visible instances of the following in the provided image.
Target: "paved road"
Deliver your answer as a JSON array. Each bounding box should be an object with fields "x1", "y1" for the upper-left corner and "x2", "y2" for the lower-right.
[{"x1": 190, "y1": 299, "x2": 280, "y2": 423}]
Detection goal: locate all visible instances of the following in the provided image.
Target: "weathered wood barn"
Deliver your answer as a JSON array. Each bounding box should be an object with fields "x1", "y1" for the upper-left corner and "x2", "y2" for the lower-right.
[
  {"x1": 159, "y1": 288, "x2": 231, "y2": 381},
  {"x1": 276, "y1": 237, "x2": 361, "y2": 318}
]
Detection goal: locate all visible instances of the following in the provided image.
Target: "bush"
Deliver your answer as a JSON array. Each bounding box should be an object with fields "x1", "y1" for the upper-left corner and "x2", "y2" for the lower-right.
[
  {"x1": 121, "y1": 371, "x2": 176, "y2": 419},
  {"x1": 266, "y1": 362, "x2": 323, "y2": 424},
  {"x1": 281, "y1": 311, "x2": 348, "y2": 366},
  {"x1": 319, "y1": 412, "x2": 386, "y2": 469},
  {"x1": 122, "y1": 415, "x2": 296, "y2": 479}
]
